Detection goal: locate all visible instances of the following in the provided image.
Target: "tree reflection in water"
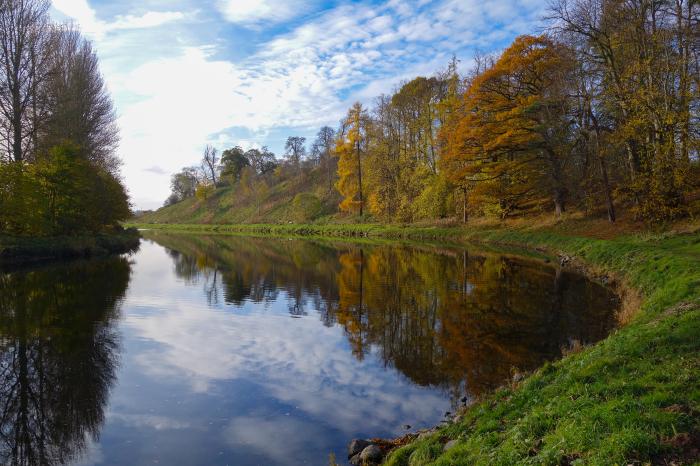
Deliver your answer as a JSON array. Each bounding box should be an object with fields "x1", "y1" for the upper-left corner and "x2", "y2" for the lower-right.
[
  {"x1": 0, "y1": 257, "x2": 132, "y2": 466},
  {"x1": 150, "y1": 233, "x2": 618, "y2": 403}
]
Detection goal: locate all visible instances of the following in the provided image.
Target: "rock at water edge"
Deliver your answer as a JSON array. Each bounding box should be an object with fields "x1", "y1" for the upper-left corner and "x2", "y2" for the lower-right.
[
  {"x1": 348, "y1": 439, "x2": 370, "y2": 459},
  {"x1": 360, "y1": 444, "x2": 384, "y2": 463}
]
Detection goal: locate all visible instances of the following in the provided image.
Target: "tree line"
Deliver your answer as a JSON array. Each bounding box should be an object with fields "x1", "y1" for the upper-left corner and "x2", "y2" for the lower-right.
[
  {"x1": 166, "y1": 0, "x2": 698, "y2": 224},
  {"x1": 0, "y1": 0, "x2": 129, "y2": 236},
  {"x1": 335, "y1": 0, "x2": 698, "y2": 223},
  {"x1": 166, "y1": 128, "x2": 337, "y2": 208}
]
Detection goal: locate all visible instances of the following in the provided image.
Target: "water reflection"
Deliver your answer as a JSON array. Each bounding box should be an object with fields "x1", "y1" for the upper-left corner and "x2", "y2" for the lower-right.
[
  {"x1": 0, "y1": 235, "x2": 619, "y2": 465},
  {"x1": 0, "y1": 258, "x2": 131, "y2": 466},
  {"x1": 149, "y1": 233, "x2": 617, "y2": 401}
]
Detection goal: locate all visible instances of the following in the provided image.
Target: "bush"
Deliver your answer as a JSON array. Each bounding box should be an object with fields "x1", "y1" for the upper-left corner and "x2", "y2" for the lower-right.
[{"x1": 0, "y1": 142, "x2": 131, "y2": 236}]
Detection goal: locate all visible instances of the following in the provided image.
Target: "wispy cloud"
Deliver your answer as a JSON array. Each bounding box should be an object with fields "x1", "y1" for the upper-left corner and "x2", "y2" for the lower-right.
[
  {"x1": 143, "y1": 165, "x2": 168, "y2": 175},
  {"x1": 51, "y1": 0, "x2": 184, "y2": 39},
  {"x1": 216, "y1": 0, "x2": 315, "y2": 25}
]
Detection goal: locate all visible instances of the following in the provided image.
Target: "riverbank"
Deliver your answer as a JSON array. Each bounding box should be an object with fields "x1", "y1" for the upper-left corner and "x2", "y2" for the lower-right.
[
  {"x1": 130, "y1": 221, "x2": 699, "y2": 465},
  {"x1": 0, "y1": 228, "x2": 141, "y2": 265},
  {"x1": 129, "y1": 221, "x2": 466, "y2": 240}
]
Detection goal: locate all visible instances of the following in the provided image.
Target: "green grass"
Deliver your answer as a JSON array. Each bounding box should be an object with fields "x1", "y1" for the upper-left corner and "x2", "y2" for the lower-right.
[
  {"x1": 127, "y1": 221, "x2": 467, "y2": 240},
  {"x1": 128, "y1": 222, "x2": 700, "y2": 465},
  {"x1": 0, "y1": 228, "x2": 140, "y2": 265}
]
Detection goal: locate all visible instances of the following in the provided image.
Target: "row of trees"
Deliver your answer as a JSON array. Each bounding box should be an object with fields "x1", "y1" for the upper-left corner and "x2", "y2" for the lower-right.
[
  {"x1": 0, "y1": 0, "x2": 129, "y2": 235},
  {"x1": 334, "y1": 0, "x2": 699, "y2": 222}
]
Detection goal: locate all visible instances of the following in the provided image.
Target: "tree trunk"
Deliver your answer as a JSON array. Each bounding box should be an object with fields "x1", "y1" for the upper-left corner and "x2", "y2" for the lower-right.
[
  {"x1": 546, "y1": 148, "x2": 566, "y2": 217},
  {"x1": 462, "y1": 186, "x2": 468, "y2": 223},
  {"x1": 356, "y1": 141, "x2": 363, "y2": 216},
  {"x1": 599, "y1": 155, "x2": 616, "y2": 223},
  {"x1": 590, "y1": 110, "x2": 616, "y2": 223},
  {"x1": 554, "y1": 189, "x2": 565, "y2": 217},
  {"x1": 12, "y1": 89, "x2": 23, "y2": 162}
]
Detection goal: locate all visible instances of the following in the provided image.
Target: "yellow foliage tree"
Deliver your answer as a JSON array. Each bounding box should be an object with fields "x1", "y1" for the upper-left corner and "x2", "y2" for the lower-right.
[{"x1": 335, "y1": 102, "x2": 371, "y2": 216}]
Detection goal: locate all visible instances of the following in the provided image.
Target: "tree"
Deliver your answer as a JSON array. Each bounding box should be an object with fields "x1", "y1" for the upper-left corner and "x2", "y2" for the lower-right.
[
  {"x1": 311, "y1": 126, "x2": 336, "y2": 192},
  {"x1": 201, "y1": 145, "x2": 218, "y2": 185},
  {"x1": 169, "y1": 167, "x2": 200, "y2": 202},
  {"x1": 41, "y1": 25, "x2": 119, "y2": 173},
  {"x1": 164, "y1": 192, "x2": 179, "y2": 207},
  {"x1": 549, "y1": 0, "x2": 699, "y2": 220},
  {"x1": 0, "y1": 3, "x2": 130, "y2": 235},
  {"x1": 335, "y1": 102, "x2": 371, "y2": 215},
  {"x1": 443, "y1": 35, "x2": 576, "y2": 217},
  {"x1": 284, "y1": 136, "x2": 306, "y2": 172},
  {"x1": 245, "y1": 146, "x2": 277, "y2": 175},
  {"x1": 220, "y1": 146, "x2": 249, "y2": 183},
  {"x1": 0, "y1": 0, "x2": 51, "y2": 163}
]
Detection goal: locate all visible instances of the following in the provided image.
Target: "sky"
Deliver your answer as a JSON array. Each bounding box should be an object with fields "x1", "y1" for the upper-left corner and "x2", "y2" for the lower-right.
[{"x1": 49, "y1": 0, "x2": 548, "y2": 210}]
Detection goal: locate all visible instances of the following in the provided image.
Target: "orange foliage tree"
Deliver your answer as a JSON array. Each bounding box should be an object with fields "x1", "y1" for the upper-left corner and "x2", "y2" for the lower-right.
[{"x1": 442, "y1": 35, "x2": 576, "y2": 218}]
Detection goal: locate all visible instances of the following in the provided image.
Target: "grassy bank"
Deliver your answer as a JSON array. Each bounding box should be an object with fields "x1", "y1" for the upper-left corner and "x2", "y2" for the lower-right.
[
  {"x1": 128, "y1": 222, "x2": 469, "y2": 240},
  {"x1": 130, "y1": 221, "x2": 699, "y2": 465},
  {"x1": 0, "y1": 228, "x2": 141, "y2": 265}
]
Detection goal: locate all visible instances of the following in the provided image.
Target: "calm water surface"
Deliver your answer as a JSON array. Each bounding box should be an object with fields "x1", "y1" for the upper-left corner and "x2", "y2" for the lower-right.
[{"x1": 0, "y1": 233, "x2": 619, "y2": 465}]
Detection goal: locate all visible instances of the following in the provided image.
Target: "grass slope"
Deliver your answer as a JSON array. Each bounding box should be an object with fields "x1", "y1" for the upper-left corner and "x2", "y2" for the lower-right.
[
  {"x1": 129, "y1": 221, "x2": 699, "y2": 465},
  {"x1": 137, "y1": 167, "x2": 341, "y2": 224}
]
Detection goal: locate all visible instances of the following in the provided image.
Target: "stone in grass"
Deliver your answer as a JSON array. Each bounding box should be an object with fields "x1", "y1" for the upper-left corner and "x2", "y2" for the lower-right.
[
  {"x1": 349, "y1": 453, "x2": 363, "y2": 466},
  {"x1": 443, "y1": 440, "x2": 459, "y2": 452},
  {"x1": 348, "y1": 439, "x2": 370, "y2": 458},
  {"x1": 360, "y1": 444, "x2": 384, "y2": 463}
]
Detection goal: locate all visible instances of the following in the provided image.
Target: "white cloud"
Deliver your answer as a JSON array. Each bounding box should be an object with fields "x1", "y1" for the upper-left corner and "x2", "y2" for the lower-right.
[
  {"x1": 109, "y1": 11, "x2": 186, "y2": 31},
  {"x1": 108, "y1": 413, "x2": 193, "y2": 431},
  {"x1": 51, "y1": 0, "x2": 184, "y2": 39},
  {"x1": 216, "y1": 0, "x2": 313, "y2": 25},
  {"x1": 224, "y1": 417, "x2": 330, "y2": 464}
]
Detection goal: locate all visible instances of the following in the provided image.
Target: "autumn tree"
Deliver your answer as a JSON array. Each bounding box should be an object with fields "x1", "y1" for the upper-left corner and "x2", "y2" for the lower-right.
[
  {"x1": 549, "y1": 0, "x2": 699, "y2": 220},
  {"x1": 0, "y1": 4, "x2": 130, "y2": 235},
  {"x1": 335, "y1": 102, "x2": 371, "y2": 216},
  {"x1": 443, "y1": 35, "x2": 576, "y2": 217}
]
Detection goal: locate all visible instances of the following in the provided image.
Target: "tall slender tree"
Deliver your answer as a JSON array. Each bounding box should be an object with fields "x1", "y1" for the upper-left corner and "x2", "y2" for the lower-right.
[
  {"x1": 311, "y1": 126, "x2": 336, "y2": 192},
  {"x1": 0, "y1": 0, "x2": 50, "y2": 163},
  {"x1": 336, "y1": 103, "x2": 371, "y2": 216}
]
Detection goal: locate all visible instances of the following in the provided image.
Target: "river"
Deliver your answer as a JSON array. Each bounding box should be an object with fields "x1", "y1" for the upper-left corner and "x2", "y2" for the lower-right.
[{"x1": 0, "y1": 232, "x2": 619, "y2": 465}]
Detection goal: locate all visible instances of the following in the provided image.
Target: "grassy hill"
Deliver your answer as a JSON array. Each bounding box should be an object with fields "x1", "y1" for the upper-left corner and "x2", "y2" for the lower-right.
[{"x1": 138, "y1": 166, "x2": 343, "y2": 225}]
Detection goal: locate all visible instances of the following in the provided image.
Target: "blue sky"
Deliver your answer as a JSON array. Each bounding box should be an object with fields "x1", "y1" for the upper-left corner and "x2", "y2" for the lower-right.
[{"x1": 50, "y1": 0, "x2": 547, "y2": 209}]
